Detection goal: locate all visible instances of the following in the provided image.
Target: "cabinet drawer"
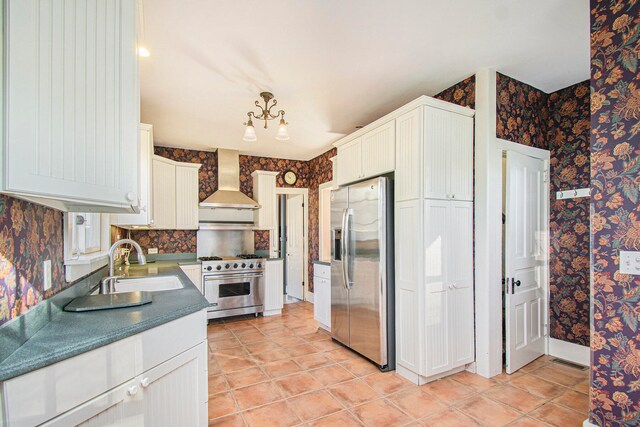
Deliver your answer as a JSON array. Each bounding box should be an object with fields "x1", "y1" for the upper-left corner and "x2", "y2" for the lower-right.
[
  {"x1": 314, "y1": 264, "x2": 331, "y2": 279},
  {"x1": 3, "y1": 337, "x2": 138, "y2": 427}
]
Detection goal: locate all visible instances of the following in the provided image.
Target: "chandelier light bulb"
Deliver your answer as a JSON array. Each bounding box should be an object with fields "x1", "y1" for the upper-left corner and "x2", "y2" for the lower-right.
[
  {"x1": 275, "y1": 118, "x2": 289, "y2": 141},
  {"x1": 243, "y1": 119, "x2": 257, "y2": 142}
]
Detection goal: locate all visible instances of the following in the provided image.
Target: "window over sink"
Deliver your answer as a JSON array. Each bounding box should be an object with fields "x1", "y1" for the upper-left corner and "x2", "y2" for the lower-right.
[{"x1": 63, "y1": 213, "x2": 112, "y2": 282}]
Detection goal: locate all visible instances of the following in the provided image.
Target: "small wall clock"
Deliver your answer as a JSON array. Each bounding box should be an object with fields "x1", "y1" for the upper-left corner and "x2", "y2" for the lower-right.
[{"x1": 284, "y1": 170, "x2": 297, "y2": 185}]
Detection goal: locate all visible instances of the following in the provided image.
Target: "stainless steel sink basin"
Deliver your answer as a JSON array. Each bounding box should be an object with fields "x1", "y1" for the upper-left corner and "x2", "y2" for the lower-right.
[{"x1": 113, "y1": 276, "x2": 184, "y2": 293}]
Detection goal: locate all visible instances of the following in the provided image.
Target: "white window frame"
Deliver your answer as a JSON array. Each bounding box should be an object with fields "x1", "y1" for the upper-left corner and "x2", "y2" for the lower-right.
[{"x1": 63, "y1": 213, "x2": 112, "y2": 282}]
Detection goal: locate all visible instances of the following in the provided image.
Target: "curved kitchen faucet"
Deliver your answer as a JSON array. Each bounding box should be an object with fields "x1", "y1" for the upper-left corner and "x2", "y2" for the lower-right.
[{"x1": 100, "y1": 239, "x2": 147, "y2": 294}]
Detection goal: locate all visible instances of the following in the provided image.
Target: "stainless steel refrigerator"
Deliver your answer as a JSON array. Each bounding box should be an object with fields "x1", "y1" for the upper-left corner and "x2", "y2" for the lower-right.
[{"x1": 331, "y1": 176, "x2": 395, "y2": 371}]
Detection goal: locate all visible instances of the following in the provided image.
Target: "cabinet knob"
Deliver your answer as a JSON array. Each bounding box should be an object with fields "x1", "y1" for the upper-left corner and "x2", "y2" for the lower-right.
[
  {"x1": 125, "y1": 192, "x2": 136, "y2": 202},
  {"x1": 127, "y1": 385, "x2": 139, "y2": 396},
  {"x1": 140, "y1": 377, "x2": 150, "y2": 388},
  {"x1": 451, "y1": 194, "x2": 456, "y2": 199}
]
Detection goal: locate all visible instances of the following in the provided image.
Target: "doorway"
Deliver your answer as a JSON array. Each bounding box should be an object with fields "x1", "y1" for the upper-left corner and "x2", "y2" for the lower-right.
[
  {"x1": 275, "y1": 188, "x2": 309, "y2": 303},
  {"x1": 501, "y1": 142, "x2": 550, "y2": 374}
]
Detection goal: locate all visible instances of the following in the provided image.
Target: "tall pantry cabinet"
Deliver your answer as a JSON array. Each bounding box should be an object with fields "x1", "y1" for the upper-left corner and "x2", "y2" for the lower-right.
[{"x1": 394, "y1": 100, "x2": 475, "y2": 384}]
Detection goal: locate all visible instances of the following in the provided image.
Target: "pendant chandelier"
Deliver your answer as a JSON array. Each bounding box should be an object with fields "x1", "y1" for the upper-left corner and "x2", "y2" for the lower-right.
[{"x1": 243, "y1": 92, "x2": 289, "y2": 142}]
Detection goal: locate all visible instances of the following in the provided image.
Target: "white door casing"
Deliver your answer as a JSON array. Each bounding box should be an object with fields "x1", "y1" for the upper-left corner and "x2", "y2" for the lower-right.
[
  {"x1": 286, "y1": 194, "x2": 305, "y2": 300},
  {"x1": 505, "y1": 150, "x2": 547, "y2": 374}
]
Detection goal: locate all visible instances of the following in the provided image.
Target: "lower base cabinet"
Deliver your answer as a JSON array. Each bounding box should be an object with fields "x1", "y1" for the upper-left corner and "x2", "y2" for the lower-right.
[
  {"x1": 264, "y1": 259, "x2": 284, "y2": 316},
  {"x1": 313, "y1": 263, "x2": 331, "y2": 331},
  {"x1": 1, "y1": 310, "x2": 208, "y2": 427},
  {"x1": 180, "y1": 264, "x2": 203, "y2": 293}
]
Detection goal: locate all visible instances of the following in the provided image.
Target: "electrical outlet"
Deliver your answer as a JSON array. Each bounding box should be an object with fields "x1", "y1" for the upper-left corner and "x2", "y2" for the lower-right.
[
  {"x1": 620, "y1": 251, "x2": 640, "y2": 275},
  {"x1": 148, "y1": 248, "x2": 158, "y2": 254},
  {"x1": 43, "y1": 260, "x2": 52, "y2": 291}
]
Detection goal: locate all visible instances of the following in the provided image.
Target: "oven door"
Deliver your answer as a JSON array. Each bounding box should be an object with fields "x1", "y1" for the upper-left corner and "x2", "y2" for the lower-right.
[{"x1": 203, "y1": 272, "x2": 264, "y2": 312}]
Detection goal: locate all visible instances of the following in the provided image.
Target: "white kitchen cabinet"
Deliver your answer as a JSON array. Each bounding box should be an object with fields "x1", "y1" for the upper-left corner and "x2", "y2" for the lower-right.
[
  {"x1": 424, "y1": 108, "x2": 474, "y2": 201},
  {"x1": 151, "y1": 156, "x2": 201, "y2": 230},
  {"x1": 180, "y1": 265, "x2": 203, "y2": 292},
  {"x1": 2, "y1": 0, "x2": 140, "y2": 212},
  {"x1": 395, "y1": 108, "x2": 423, "y2": 202},
  {"x1": 180, "y1": 264, "x2": 202, "y2": 292},
  {"x1": 390, "y1": 97, "x2": 475, "y2": 385},
  {"x1": 361, "y1": 121, "x2": 395, "y2": 178},
  {"x1": 2, "y1": 310, "x2": 208, "y2": 427},
  {"x1": 423, "y1": 200, "x2": 474, "y2": 376},
  {"x1": 335, "y1": 122, "x2": 396, "y2": 187},
  {"x1": 152, "y1": 157, "x2": 177, "y2": 229},
  {"x1": 264, "y1": 260, "x2": 284, "y2": 316},
  {"x1": 176, "y1": 165, "x2": 200, "y2": 229},
  {"x1": 336, "y1": 138, "x2": 363, "y2": 186},
  {"x1": 313, "y1": 263, "x2": 331, "y2": 331},
  {"x1": 112, "y1": 124, "x2": 155, "y2": 227},
  {"x1": 252, "y1": 171, "x2": 279, "y2": 229},
  {"x1": 41, "y1": 378, "x2": 142, "y2": 427}
]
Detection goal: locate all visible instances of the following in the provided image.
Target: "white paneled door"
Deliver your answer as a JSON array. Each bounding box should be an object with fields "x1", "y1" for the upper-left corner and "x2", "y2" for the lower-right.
[
  {"x1": 505, "y1": 151, "x2": 547, "y2": 374},
  {"x1": 286, "y1": 194, "x2": 305, "y2": 300}
]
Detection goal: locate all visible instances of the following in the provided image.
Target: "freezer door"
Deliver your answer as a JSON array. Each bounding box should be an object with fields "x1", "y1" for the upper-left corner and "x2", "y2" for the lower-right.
[
  {"x1": 348, "y1": 177, "x2": 387, "y2": 366},
  {"x1": 331, "y1": 187, "x2": 350, "y2": 346}
]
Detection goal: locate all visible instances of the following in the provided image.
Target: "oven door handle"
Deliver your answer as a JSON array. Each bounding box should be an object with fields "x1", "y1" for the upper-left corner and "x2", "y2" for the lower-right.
[{"x1": 205, "y1": 274, "x2": 263, "y2": 281}]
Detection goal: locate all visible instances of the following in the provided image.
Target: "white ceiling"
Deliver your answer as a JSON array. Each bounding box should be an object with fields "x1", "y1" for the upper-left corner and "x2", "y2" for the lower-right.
[{"x1": 140, "y1": 0, "x2": 589, "y2": 160}]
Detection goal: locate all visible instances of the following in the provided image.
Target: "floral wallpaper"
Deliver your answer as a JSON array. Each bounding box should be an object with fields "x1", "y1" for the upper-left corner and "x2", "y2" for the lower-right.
[
  {"x1": 0, "y1": 195, "x2": 66, "y2": 326},
  {"x1": 434, "y1": 75, "x2": 476, "y2": 109},
  {"x1": 496, "y1": 72, "x2": 550, "y2": 149},
  {"x1": 590, "y1": 1, "x2": 640, "y2": 425},
  {"x1": 254, "y1": 230, "x2": 270, "y2": 252},
  {"x1": 238, "y1": 155, "x2": 309, "y2": 199},
  {"x1": 497, "y1": 73, "x2": 592, "y2": 347},
  {"x1": 128, "y1": 229, "x2": 197, "y2": 254},
  {"x1": 548, "y1": 81, "x2": 591, "y2": 346},
  {"x1": 307, "y1": 149, "x2": 337, "y2": 292}
]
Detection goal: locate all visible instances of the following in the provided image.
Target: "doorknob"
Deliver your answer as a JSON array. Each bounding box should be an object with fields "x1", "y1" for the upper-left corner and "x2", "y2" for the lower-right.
[{"x1": 511, "y1": 278, "x2": 521, "y2": 294}]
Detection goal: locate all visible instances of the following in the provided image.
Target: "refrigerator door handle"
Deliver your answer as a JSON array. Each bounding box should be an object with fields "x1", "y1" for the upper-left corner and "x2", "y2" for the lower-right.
[
  {"x1": 341, "y1": 209, "x2": 349, "y2": 290},
  {"x1": 343, "y1": 208, "x2": 353, "y2": 289}
]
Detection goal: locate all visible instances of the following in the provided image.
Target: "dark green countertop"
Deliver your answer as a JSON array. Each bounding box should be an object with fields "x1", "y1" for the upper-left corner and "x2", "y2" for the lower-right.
[
  {"x1": 313, "y1": 260, "x2": 331, "y2": 266},
  {"x1": 0, "y1": 260, "x2": 209, "y2": 382}
]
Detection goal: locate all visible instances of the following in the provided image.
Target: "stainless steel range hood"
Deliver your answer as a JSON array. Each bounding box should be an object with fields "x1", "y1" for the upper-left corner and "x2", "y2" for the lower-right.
[{"x1": 199, "y1": 149, "x2": 260, "y2": 209}]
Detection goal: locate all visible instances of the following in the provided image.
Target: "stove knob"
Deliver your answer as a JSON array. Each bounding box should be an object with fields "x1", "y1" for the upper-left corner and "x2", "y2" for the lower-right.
[
  {"x1": 234, "y1": 263, "x2": 238, "y2": 268},
  {"x1": 241, "y1": 263, "x2": 246, "y2": 268},
  {"x1": 249, "y1": 263, "x2": 254, "y2": 268},
  {"x1": 216, "y1": 265, "x2": 222, "y2": 271},
  {"x1": 206, "y1": 266, "x2": 212, "y2": 271},
  {"x1": 257, "y1": 263, "x2": 262, "y2": 268},
  {"x1": 224, "y1": 264, "x2": 230, "y2": 269}
]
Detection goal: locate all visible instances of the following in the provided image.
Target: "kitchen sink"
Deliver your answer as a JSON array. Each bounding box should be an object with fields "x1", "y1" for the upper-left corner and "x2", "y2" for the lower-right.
[{"x1": 113, "y1": 276, "x2": 184, "y2": 293}]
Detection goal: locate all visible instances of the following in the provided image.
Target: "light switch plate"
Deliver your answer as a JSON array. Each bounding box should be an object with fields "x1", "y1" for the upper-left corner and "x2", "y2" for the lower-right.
[
  {"x1": 43, "y1": 260, "x2": 52, "y2": 291},
  {"x1": 148, "y1": 248, "x2": 158, "y2": 254},
  {"x1": 620, "y1": 251, "x2": 640, "y2": 275}
]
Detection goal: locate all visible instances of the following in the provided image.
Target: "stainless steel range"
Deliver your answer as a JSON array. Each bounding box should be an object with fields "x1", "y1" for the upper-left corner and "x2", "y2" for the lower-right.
[{"x1": 200, "y1": 254, "x2": 265, "y2": 319}]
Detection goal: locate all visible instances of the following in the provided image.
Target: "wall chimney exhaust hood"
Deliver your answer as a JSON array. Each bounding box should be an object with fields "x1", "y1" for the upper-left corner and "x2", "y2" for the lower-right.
[{"x1": 199, "y1": 149, "x2": 260, "y2": 209}]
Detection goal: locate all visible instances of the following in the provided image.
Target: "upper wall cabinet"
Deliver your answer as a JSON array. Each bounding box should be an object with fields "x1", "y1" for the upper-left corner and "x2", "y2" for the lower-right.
[
  {"x1": 112, "y1": 124, "x2": 154, "y2": 227},
  {"x1": 252, "y1": 171, "x2": 278, "y2": 230},
  {"x1": 335, "y1": 121, "x2": 395, "y2": 187},
  {"x1": 152, "y1": 156, "x2": 201, "y2": 230},
  {"x1": 423, "y1": 108, "x2": 474, "y2": 201},
  {"x1": 2, "y1": 0, "x2": 140, "y2": 212}
]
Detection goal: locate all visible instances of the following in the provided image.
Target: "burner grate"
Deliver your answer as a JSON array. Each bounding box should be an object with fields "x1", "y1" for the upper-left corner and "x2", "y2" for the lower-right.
[{"x1": 199, "y1": 256, "x2": 223, "y2": 261}]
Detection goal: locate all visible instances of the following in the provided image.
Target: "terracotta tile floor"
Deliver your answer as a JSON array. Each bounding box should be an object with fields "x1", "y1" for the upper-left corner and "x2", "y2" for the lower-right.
[{"x1": 207, "y1": 302, "x2": 588, "y2": 427}]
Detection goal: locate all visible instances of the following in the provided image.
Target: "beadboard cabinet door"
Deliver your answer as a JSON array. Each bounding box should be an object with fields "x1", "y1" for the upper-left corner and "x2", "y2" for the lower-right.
[
  {"x1": 175, "y1": 165, "x2": 200, "y2": 229},
  {"x1": 424, "y1": 108, "x2": 473, "y2": 201},
  {"x1": 395, "y1": 108, "x2": 423, "y2": 202},
  {"x1": 336, "y1": 138, "x2": 362, "y2": 186},
  {"x1": 3, "y1": 0, "x2": 140, "y2": 212},
  {"x1": 361, "y1": 121, "x2": 395, "y2": 178},
  {"x1": 264, "y1": 260, "x2": 284, "y2": 316},
  {"x1": 152, "y1": 157, "x2": 177, "y2": 229}
]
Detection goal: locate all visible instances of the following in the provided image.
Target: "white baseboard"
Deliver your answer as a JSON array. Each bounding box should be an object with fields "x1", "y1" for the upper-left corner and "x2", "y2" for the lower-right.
[
  {"x1": 583, "y1": 419, "x2": 597, "y2": 427},
  {"x1": 549, "y1": 338, "x2": 589, "y2": 366}
]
